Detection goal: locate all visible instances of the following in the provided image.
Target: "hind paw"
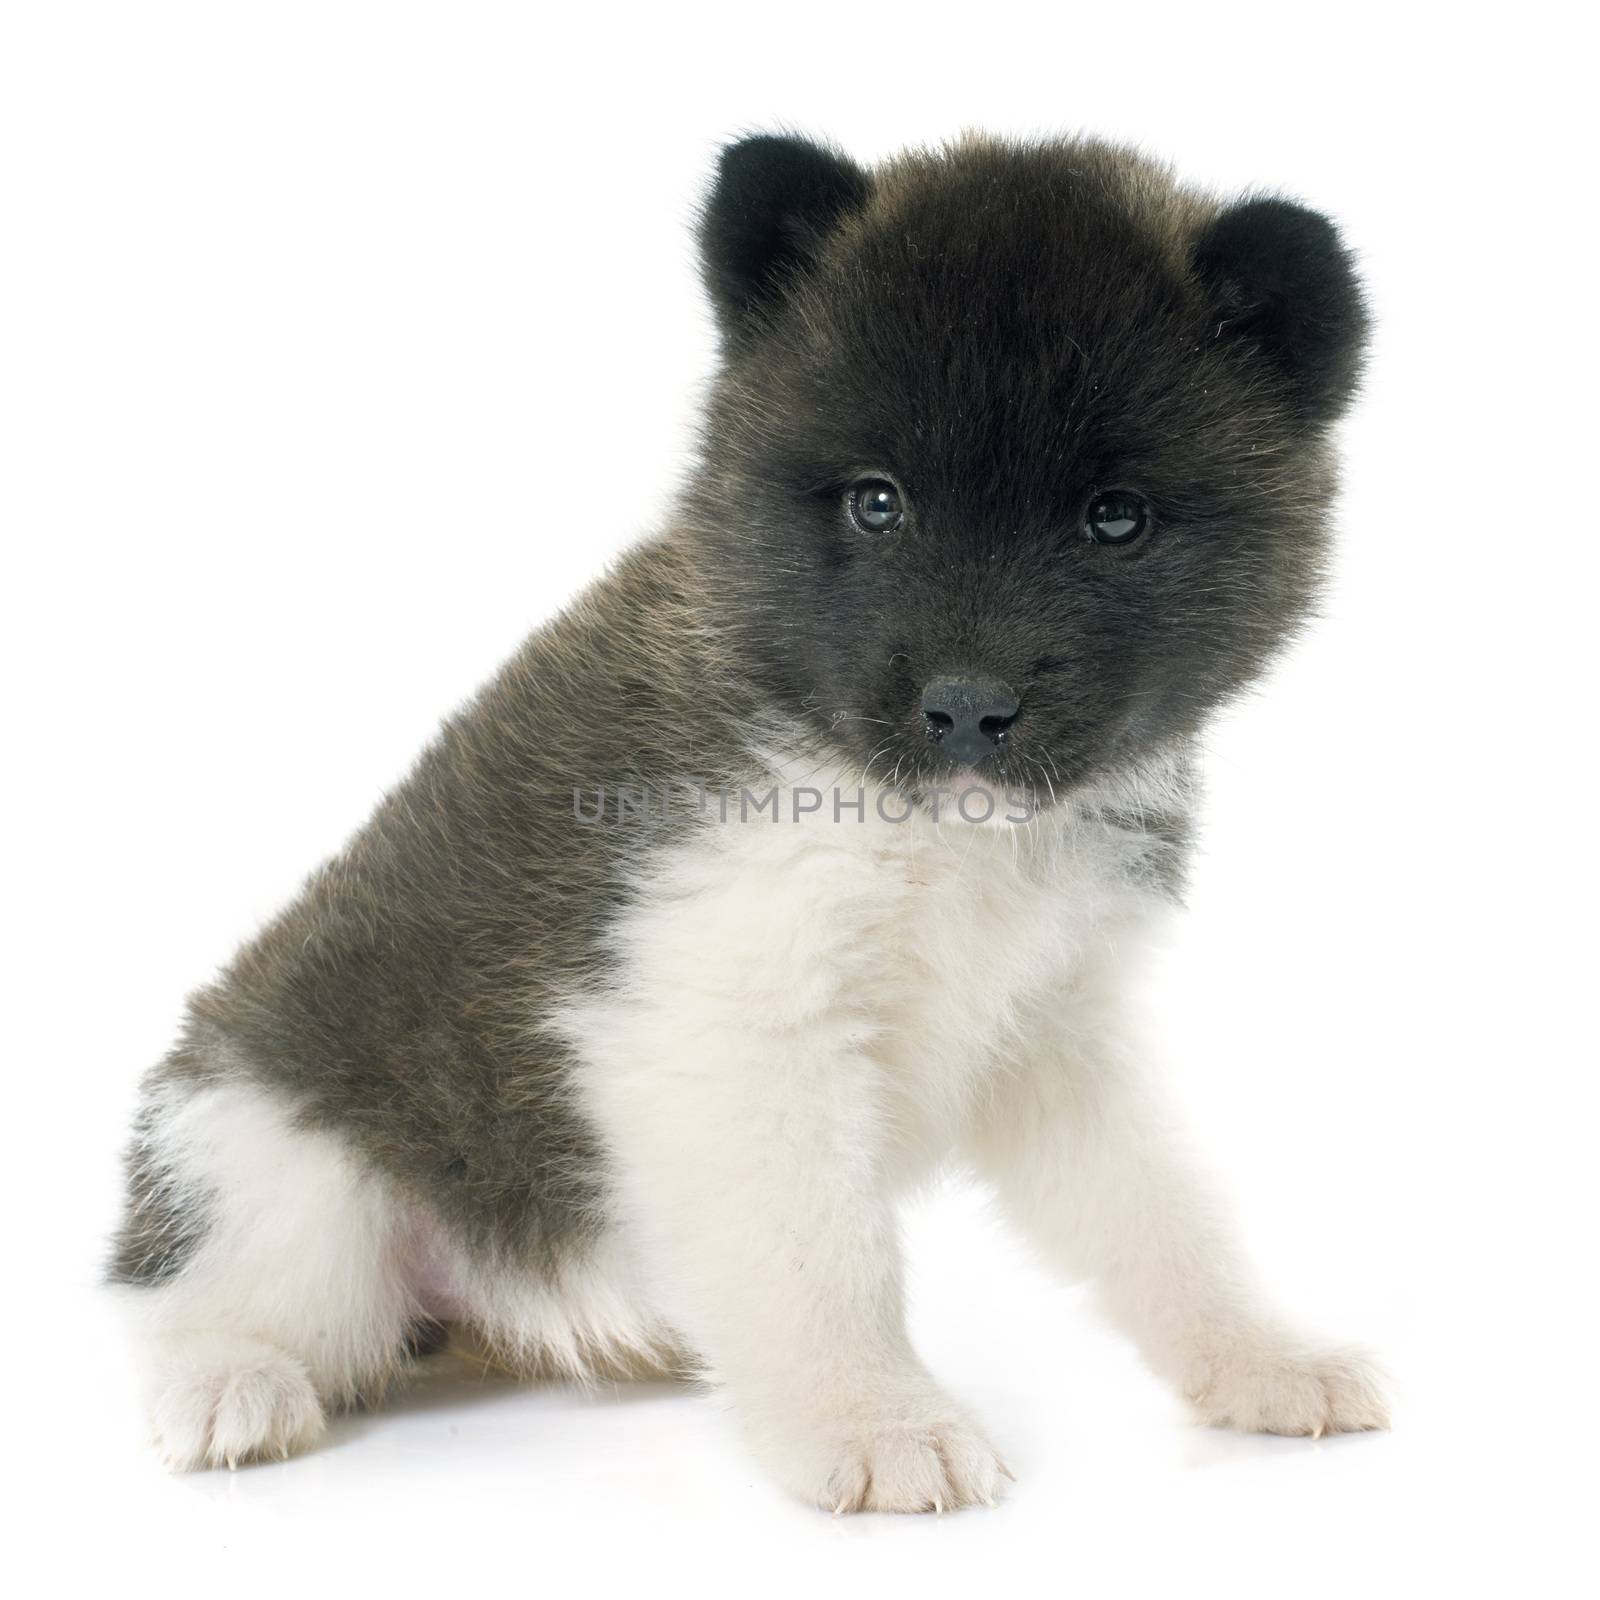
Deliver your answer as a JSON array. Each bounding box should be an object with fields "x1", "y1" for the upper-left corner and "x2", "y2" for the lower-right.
[{"x1": 149, "y1": 1333, "x2": 325, "y2": 1470}]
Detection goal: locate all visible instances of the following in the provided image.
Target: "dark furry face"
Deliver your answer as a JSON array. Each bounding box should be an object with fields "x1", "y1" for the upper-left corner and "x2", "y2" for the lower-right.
[{"x1": 692, "y1": 136, "x2": 1367, "y2": 805}]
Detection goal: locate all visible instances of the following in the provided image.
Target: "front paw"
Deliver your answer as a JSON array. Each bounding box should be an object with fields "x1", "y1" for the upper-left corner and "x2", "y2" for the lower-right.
[
  {"x1": 756, "y1": 1384, "x2": 1010, "y2": 1513},
  {"x1": 1185, "y1": 1337, "x2": 1391, "y2": 1437}
]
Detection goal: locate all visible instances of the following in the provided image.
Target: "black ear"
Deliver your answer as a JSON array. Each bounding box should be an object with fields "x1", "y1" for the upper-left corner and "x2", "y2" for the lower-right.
[
  {"x1": 1193, "y1": 198, "x2": 1370, "y2": 426},
  {"x1": 698, "y1": 134, "x2": 870, "y2": 339}
]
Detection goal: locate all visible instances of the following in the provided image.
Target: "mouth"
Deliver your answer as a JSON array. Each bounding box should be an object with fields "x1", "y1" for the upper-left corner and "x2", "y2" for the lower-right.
[
  {"x1": 916, "y1": 769, "x2": 1032, "y2": 825},
  {"x1": 861, "y1": 732, "x2": 1050, "y2": 823}
]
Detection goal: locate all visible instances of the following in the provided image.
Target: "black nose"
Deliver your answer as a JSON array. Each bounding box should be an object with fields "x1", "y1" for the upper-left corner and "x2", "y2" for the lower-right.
[{"x1": 921, "y1": 677, "x2": 1020, "y2": 764}]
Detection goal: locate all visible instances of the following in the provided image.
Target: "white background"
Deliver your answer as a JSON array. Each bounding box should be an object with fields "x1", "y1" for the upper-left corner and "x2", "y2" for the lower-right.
[{"x1": 4, "y1": 2, "x2": 1596, "y2": 1595}]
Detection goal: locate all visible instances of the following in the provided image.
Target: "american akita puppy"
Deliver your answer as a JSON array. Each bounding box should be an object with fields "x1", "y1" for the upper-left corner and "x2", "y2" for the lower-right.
[{"x1": 110, "y1": 132, "x2": 1388, "y2": 1512}]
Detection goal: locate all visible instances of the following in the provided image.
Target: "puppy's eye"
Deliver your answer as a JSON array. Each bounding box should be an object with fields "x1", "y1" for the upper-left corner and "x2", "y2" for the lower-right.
[
  {"x1": 1084, "y1": 491, "x2": 1152, "y2": 547},
  {"x1": 849, "y1": 479, "x2": 904, "y2": 533}
]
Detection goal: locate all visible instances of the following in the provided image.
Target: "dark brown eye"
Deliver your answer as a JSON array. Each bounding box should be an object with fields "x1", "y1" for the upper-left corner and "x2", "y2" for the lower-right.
[
  {"x1": 1084, "y1": 491, "x2": 1152, "y2": 546},
  {"x1": 849, "y1": 478, "x2": 904, "y2": 533}
]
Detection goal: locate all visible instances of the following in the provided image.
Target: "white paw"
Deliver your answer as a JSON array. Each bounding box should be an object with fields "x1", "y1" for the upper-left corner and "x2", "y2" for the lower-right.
[
  {"x1": 824, "y1": 1414, "x2": 1008, "y2": 1513},
  {"x1": 760, "y1": 1386, "x2": 1009, "y2": 1514},
  {"x1": 1186, "y1": 1337, "x2": 1391, "y2": 1437},
  {"x1": 148, "y1": 1333, "x2": 325, "y2": 1470}
]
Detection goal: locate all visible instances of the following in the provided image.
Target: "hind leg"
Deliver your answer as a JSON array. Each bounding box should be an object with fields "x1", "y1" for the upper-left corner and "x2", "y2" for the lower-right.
[{"x1": 111, "y1": 1073, "x2": 422, "y2": 1469}]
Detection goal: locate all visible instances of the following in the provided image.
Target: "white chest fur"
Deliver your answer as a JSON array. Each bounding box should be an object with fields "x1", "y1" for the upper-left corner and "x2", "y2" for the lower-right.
[{"x1": 559, "y1": 774, "x2": 1172, "y2": 1184}]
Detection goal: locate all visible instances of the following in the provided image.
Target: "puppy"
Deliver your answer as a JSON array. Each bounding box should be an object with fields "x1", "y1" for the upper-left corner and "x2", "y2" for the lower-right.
[{"x1": 110, "y1": 132, "x2": 1388, "y2": 1511}]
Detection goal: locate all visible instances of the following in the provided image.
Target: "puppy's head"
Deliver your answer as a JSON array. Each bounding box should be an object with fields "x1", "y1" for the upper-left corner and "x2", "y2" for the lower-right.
[{"x1": 690, "y1": 133, "x2": 1367, "y2": 806}]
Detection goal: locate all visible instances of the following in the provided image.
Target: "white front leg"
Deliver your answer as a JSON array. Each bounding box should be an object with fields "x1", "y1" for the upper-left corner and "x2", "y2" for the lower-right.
[
  {"x1": 581, "y1": 1009, "x2": 1005, "y2": 1510},
  {"x1": 970, "y1": 971, "x2": 1389, "y2": 1436},
  {"x1": 564, "y1": 814, "x2": 1013, "y2": 1512},
  {"x1": 569, "y1": 896, "x2": 1004, "y2": 1516}
]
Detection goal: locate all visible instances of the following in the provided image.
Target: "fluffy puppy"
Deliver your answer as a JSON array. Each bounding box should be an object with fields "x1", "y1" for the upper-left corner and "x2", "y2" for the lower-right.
[{"x1": 110, "y1": 132, "x2": 1388, "y2": 1510}]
